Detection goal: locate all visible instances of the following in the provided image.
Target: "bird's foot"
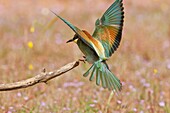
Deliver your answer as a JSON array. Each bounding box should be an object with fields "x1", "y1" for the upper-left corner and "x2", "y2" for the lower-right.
[
  {"x1": 79, "y1": 56, "x2": 86, "y2": 63},
  {"x1": 79, "y1": 59, "x2": 86, "y2": 63}
]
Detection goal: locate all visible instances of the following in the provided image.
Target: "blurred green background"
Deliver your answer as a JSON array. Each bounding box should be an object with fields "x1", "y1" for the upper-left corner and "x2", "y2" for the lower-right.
[{"x1": 0, "y1": 0, "x2": 170, "y2": 112}]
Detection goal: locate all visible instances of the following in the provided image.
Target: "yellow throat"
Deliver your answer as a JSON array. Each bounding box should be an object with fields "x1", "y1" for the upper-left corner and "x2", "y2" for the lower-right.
[{"x1": 74, "y1": 39, "x2": 78, "y2": 43}]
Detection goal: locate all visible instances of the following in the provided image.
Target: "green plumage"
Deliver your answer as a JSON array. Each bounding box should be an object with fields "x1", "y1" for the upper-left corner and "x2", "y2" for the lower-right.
[
  {"x1": 52, "y1": 0, "x2": 124, "y2": 92},
  {"x1": 77, "y1": 38, "x2": 122, "y2": 92},
  {"x1": 93, "y1": 0, "x2": 124, "y2": 57}
]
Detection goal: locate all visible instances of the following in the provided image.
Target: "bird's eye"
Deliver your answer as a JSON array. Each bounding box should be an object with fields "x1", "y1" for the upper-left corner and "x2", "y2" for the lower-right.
[{"x1": 73, "y1": 35, "x2": 79, "y2": 40}]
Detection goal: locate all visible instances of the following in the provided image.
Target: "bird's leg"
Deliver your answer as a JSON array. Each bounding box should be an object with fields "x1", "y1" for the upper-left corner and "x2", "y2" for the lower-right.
[{"x1": 79, "y1": 56, "x2": 86, "y2": 63}]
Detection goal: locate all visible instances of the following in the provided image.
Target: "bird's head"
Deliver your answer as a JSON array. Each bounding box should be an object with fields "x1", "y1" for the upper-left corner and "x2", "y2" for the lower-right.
[{"x1": 66, "y1": 34, "x2": 79, "y2": 43}]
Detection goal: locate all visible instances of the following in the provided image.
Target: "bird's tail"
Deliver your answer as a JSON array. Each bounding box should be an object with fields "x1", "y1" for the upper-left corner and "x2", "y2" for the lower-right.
[{"x1": 83, "y1": 60, "x2": 122, "y2": 92}]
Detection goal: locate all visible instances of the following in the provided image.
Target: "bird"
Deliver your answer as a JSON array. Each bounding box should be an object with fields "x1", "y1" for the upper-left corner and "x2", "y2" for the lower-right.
[{"x1": 51, "y1": 0, "x2": 124, "y2": 92}]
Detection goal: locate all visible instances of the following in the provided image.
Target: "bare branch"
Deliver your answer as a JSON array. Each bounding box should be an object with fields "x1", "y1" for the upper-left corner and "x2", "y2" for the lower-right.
[{"x1": 0, "y1": 61, "x2": 79, "y2": 91}]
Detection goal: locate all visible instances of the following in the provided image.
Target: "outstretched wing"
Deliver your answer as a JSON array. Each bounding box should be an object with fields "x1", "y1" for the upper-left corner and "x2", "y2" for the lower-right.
[
  {"x1": 92, "y1": 0, "x2": 124, "y2": 57},
  {"x1": 51, "y1": 10, "x2": 106, "y2": 58}
]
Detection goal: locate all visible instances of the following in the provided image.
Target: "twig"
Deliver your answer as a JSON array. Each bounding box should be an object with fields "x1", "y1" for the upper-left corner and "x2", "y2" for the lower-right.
[
  {"x1": 105, "y1": 91, "x2": 114, "y2": 113},
  {"x1": 0, "y1": 61, "x2": 79, "y2": 91}
]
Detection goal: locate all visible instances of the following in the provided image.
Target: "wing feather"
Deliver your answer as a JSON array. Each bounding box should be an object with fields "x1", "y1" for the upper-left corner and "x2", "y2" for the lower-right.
[{"x1": 93, "y1": 0, "x2": 124, "y2": 57}]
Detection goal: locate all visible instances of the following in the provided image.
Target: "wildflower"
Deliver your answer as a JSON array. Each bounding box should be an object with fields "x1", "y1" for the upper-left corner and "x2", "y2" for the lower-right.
[
  {"x1": 159, "y1": 101, "x2": 165, "y2": 107},
  {"x1": 140, "y1": 111, "x2": 144, "y2": 113},
  {"x1": 63, "y1": 107, "x2": 70, "y2": 111},
  {"x1": 17, "y1": 92, "x2": 22, "y2": 97},
  {"x1": 28, "y1": 64, "x2": 34, "y2": 70},
  {"x1": 129, "y1": 85, "x2": 137, "y2": 92},
  {"x1": 27, "y1": 41, "x2": 34, "y2": 49},
  {"x1": 143, "y1": 83, "x2": 150, "y2": 88},
  {"x1": 167, "y1": 63, "x2": 170, "y2": 69},
  {"x1": 93, "y1": 100, "x2": 98, "y2": 103},
  {"x1": 117, "y1": 100, "x2": 122, "y2": 104},
  {"x1": 30, "y1": 26, "x2": 35, "y2": 33},
  {"x1": 9, "y1": 107, "x2": 14, "y2": 110},
  {"x1": 1, "y1": 106, "x2": 5, "y2": 110},
  {"x1": 153, "y1": 69, "x2": 158, "y2": 74},
  {"x1": 89, "y1": 104, "x2": 95, "y2": 107},
  {"x1": 24, "y1": 96, "x2": 29, "y2": 101},
  {"x1": 7, "y1": 111, "x2": 12, "y2": 113},
  {"x1": 40, "y1": 102, "x2": 46, "y2": 107},
  {"x1": 133, "y1": 108, "x2": 137, "y2": 112}
]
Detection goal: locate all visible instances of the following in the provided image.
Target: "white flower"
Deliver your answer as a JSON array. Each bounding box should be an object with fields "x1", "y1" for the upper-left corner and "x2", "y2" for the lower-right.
[{"x1": 159, "y1": 101, "x2": 165, "y2": 107}]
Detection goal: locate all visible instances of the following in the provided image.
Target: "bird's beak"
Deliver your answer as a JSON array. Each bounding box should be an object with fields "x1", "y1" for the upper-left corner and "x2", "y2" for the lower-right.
[{"x1": 66, "y1": 39, "x2": 74, "y2": 43}]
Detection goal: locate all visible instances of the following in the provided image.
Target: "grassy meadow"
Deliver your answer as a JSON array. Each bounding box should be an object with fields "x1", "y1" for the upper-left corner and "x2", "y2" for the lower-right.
[{"x1": 0, "y1": 0, "x2": 170, "y2": 112}]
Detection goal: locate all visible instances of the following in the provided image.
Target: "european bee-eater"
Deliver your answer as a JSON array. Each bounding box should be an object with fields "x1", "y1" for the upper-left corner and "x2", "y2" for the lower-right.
[{"x1": 52, "y1": 0, "x2": 124, "y2": 92}]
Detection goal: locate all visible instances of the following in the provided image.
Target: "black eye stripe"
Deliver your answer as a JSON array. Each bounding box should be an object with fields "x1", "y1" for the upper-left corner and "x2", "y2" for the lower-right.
[{"x1": 73, "y1": 34, "x2": 79, "y2": 40}]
